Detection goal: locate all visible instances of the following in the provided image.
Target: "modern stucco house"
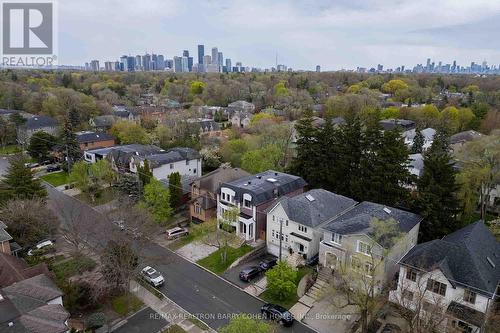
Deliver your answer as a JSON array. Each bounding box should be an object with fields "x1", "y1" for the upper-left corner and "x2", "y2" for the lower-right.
[
  {"x1": 266, "y1": 189, "x2": 358, "y2": 261},
  {"x1": 217, "y1": 170, "x2": 307, "y2": 242},
  {"x1": 389, "y1": 221, "x2": 500, "y2": 333}
]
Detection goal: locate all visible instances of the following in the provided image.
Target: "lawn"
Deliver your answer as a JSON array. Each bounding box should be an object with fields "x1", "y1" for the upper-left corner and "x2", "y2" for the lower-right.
[
  {"x1": 51, "y1": 256, "x2": 97, "y2": 282},
  {"x1": 40, "y1": 171, "x2": 69, "y2": 187},
  {"x1": 163, "y1": 325, "x2": 187, "y2": 333},
  {"x1": 167, "y1": 233, "x2": 196, "y2": 251},
  {"x1": 260, "y1": 266, "x2": 313, "y2": 309},
  {"x1": 111, "y1": 293, "x2": 143, "y2": 316},
  {"x1": 197, "y1": 245, "x2": 253, "y2": 274},
  {"x1": 0, "y1": 145, "x2": 21, "y2": 154},
  {"x1": 75, "y1": 187, "x2": 116, "y2": 206}
]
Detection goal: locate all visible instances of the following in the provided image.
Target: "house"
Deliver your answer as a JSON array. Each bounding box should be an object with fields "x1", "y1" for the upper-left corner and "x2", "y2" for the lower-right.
[
  {"x1": 319, "y1": 201, "x2": 422, "y2": 284},
  {"x1": 112, "y1": 105, "x2": 138, "y2": 122},
  {"x1": 408, "y1": 153, "x2": 424, "y2": 179},
  {"x1": 187, "y1": 119, "x2": 222, "y2": 137},
  {"x1": 227, "y1": 100, "x2": 255, "y2": 114},
  {"x1": 0, "y1": 253, "x2": 49, "y2": 288},
  {"x1": 83, "y1": 146, "x2": 116, "y2": 164},
  {"x1": 266, "y1": 189, "x2": 358, "y2": 261},
  {"x1": 230, "y1": 111, "x2": 251, "y2": 129},
  {"x1": 389, "y1": 221, "x2": 500, "y2": 333},
  {"x1": 17, "y1": 116, "x2": 58, "y2": 145},
  {"x1": 0, "y1": 223, "x2": 12, "y2": 255},
  {"x1": 450, "y1": 130, "x2": 483, "y2": 152},
  {"x1": 379, "y1": 119, "x2": 416, "y2": 132},
  {"x1": 190, "y1": 167, "x2": 250, "y2": 224},
  {"x1": 129, "y1": 147, "x2": 202, "y2": 179},
  {"x1": 0, "y1": 274, "x2": 69, "y2": 333},
  {"x1": 217, "y1": 170, "x2": 307, "y2": 242},
  {"x1": 75, "y1": 131, "x2": 115, "y2": 151},
  {"x1": 403, "y1": 127, "x2": 436, "y2": 150},
  {"x1": 89, "y1": 115, "x2": 116, "y2": 131}
]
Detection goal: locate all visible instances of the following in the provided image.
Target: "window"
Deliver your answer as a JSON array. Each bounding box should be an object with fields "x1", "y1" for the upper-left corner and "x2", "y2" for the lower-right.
[
  {"x1": 285, "y1": 220, "x2": 288, "y2": 227},
  {"x1": 298, "y1": 225, "x2": 308, "y2": 233},
  {"x1": 244, "y1": 199, "x2": 251, "y2": 208},
  {"x1": 186, "y1": 160, "x2": 190, "y2": 165},
  {"x1": 364, "y1": 263, "x2": 374, "y2": 277},
  {"x1": 426, "y1": 279, "x2": 447, "y2": 296},
  {"x1": 463, "y1": 289, "x2": 476, "y2": 304},
  {"x1": 272, "y1": 215, "x2": 275, "y2": 222},
  {"x1": 351, "y1": 257, "x2": 362, "y2": 271},
  {"x1": 332, "y1": 233, "x2": 342, "y2": 245},
  {"x1": 272, "y1": 230, "x2": 275, "y2": 238},
  {"x1": 193, "y1": 169, "x2": 197, "y2": 174},
  {"x1": 406, "y1": 268, "x2": 417, "y2": 282},
  {"x1": 357, "y1": 241, "x2": 372, "y2": 255},
  {"x1": 221, "y1": 193, "x2": 226, "y2": 201},
  {"x1": 194, "y1": 204, "x2": 201, "y2": 214},
  {"x1": 170, "y1": 163, "x2": 174, "y2": 169},
  {"x1": 285, "y1": 235, "x2": 288, "y2": 242}
]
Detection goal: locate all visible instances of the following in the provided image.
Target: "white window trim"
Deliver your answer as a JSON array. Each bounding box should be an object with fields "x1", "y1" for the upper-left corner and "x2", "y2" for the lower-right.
[
  {"x1": 357, "y1": 240, "x2": 372, "y2": 256},
  {"x1": 332, "y1": 233, "x2": 342, "y2": 245}
]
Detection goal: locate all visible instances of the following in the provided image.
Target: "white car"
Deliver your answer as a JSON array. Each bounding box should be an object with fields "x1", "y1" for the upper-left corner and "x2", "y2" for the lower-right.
[
  {"x1": 166, "y1": 227, "x2": 189, "y2": 240},
  {"x1": 27, "y1": 240, "x2": 54, "y2": 256},
  {"x1": 141, "y1": 266, "x2": 164, "y2": 287}
]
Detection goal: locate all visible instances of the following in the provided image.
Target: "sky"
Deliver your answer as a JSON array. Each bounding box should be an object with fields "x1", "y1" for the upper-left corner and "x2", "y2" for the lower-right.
[{"x1": 58, "y1": 0, "x2": 500, "y2": 71}]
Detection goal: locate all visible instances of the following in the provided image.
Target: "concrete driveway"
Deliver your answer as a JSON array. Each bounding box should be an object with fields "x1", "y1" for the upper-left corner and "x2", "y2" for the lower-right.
[{"x1": 222, "y1": 253, "x2": 276, "y2": 288}]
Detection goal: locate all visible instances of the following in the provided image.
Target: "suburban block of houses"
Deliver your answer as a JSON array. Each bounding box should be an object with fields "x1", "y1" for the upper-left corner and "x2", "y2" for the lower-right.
[
  {"x1": 266, "y1": 189, "x2": 358, "y2": 261},
  {"x1": 217, "y1": 170, "x2": 307, "y2": 242},
  {"x1": 319, "y1": 201, "x2": 422, "y2": 285},
  {"x1": 389, "y1": 221, "x2": 500, "y2": 333},
  {"x1": 190, "y1": 167, "x2": 250, "y2": 224}
]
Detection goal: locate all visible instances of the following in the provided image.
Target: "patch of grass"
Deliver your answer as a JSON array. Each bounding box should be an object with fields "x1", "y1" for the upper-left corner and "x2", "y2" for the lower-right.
[
  {"x1": 51, "y1": 256, "x2": 97, "y2": 282},
  {"x1": 163, "y1": 325, "x2": 187, "y2": 333},
  {"x1": 75, "y1": 187, "x2": 116, "y2": 206},
  {"x1": 188, "y1": 317, "x2": 209, "y2": 330},
  {"x1": 111, "y1": 293, "x2": 143, "y2": 316},
  {"x1": 167, "y1": 233, "x2": 195, "y2": 251},
  {"x1": 40, "y1": 171, "x2": 69, "y2": 187},
  {"x1": 0, "y1": 145, "x2": 21, "y2": 154},
  {"x1": 197, "y1": 245, "x2": 252, "y2": 275}
]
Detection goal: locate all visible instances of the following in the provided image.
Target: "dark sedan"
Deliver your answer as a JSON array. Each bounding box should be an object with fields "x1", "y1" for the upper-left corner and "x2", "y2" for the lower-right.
[
  {"x1": 260, "y1": 303, "x2": 294, "y2": 326},
  {"x1": 259, "y1": 258, "x2": 277, "y2": 271},
  {"x1": 239, "y1": 266, "x2": 262, "y2": 282}
]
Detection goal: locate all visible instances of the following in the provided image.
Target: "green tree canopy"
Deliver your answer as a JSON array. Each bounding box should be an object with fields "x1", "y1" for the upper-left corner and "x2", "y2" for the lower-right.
[
  {"x1": 219, "y1": 315, "x2": 274, "y2": 333},
  {"x1": 265, "y1": 261, "x2": 297, "y2": 301},
  {"x1": 0, "y1": 155, "x2": 46, "y2": 203},
  {"x1": 141, "y1": 178, "x2": 173, "y2": 224},
  {"x1": 28, "y1": 131, "x2": 56, "y2": 163}
]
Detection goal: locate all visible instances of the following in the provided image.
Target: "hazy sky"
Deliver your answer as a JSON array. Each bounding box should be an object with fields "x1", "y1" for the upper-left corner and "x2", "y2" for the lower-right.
[{"x1": 58, "y1": 0, "x2": 500, "y2": 70}]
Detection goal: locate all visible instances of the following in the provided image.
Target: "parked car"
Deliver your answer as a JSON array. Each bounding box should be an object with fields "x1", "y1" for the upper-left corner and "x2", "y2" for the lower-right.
[
  {"x1": 46, "y1": 164, "x2": 61, "y2": 172},
  {"x1": 259, "y1": 258, "x2": 278, "y2": 271},
  {"x1": 24, "y1": 162, "x2": 40, "y2": 169},
  {"x1": 113, "y1": 220, "x2": 125, "y2": 231},
  {"x1": 141, "y1": 266, "x2": 164, "y2": 287},
  {"x1": 239, "y1": 266, "x2": 262, "y2": 282},
  {"x1": 260, "y1": 303, "x2": 294, "y2": 326},
  {"x1": 166, "y1": 227, "x2": 189, "y2": 240},
  {"x1": 27, "y1": 239, "x2": 55, "y2": 256}
]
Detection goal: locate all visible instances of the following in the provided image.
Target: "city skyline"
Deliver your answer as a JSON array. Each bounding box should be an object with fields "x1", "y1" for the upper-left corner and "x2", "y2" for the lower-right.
[{"x1": 58, "y1": 0, "x2": 500, "y2": 71}]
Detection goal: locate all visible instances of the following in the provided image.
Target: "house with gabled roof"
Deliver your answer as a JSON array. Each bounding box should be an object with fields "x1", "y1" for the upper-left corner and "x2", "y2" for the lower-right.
[{"x1": 389, "y1": 221, "x2": 500, "y2": 333}]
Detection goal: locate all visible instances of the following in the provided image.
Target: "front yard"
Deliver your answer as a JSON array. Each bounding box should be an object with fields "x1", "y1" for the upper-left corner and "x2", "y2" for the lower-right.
[
  {"x1": 260, "y1": 266, "x2": 313, "y2": 309},
  {"x1": 0, "y1": 144, "x2": 21, "y2": 154},
  {"x1": 111, "y1": 293, "x2": 144, "y2": 316},
  {"x1": 197, "y1": 245, "x2": 252, "y2": 274},
  {"x1": 40, "y1": 171, "x2": 69, "y2": 187},
  {"x1": 75, "y1": 187, "x2": 116, "y2": 206}
]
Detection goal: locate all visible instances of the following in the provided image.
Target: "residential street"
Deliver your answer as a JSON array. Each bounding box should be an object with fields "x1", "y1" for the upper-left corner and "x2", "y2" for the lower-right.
[{"x1": 46, "y1": 185, "x2": 319, "y2": 333}]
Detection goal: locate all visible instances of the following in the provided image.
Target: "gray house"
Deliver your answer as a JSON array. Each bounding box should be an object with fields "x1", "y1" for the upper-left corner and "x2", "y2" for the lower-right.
[{"x1": 17, "y1": 116, "x2": 58, "y2": 145}]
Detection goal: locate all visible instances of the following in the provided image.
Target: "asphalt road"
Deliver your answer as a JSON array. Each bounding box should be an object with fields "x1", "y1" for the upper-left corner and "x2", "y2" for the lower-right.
[
  {"x1": 45, "y1": 185, "x2": 318, "y2": 333},
  {"x1": 112, "y1": 307, "x2": 168, "y2": 333}
]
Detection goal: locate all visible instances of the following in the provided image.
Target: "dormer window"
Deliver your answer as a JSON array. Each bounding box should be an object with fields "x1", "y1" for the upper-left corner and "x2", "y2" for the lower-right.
[
  {"x1": 331, "y1": 233, "x2": 342, "y2": 245},
  {"x1": 464, "y1": 289, "x2": 476, "y2": 304}
]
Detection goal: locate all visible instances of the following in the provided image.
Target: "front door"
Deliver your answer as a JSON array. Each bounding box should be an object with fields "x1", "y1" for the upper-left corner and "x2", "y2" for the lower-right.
[{"x1": 298, "y1": 243, "x2": 305, "y2": 253}]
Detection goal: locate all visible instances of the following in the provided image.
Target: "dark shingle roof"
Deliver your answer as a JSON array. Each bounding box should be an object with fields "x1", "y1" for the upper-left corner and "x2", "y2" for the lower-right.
[
  {"x1": 24, "y1": 116, "x2": 57, "y2": 130},
  {"x1": 449, "y1": 130, "x2": 483, "y2": 144},
  {"x1": 75, "y1": 131, "x2": 114, "y2": 144},
  {"x1": 400, "y1": 221, "x2": 500, "y2": 297},
  {"x1": 91, "y1": 115, "x2": 115, "y2": 127},
  {"x1": 0, "y1": 254, "x2": 49, "y2": 288},
  {"x1": 379, "y1": 119, "x2": 415, "y2": 131},
  {"x1": 273, "y1": 189, "x2": 358, "y2": 228},
  {"x1": 194, "y1": 167, "x2": 251, "y2": 194},
  {"x1": 139, "y1": 148, "x2": 200, "y2": 168},
  {"x1": 323, "y1": 201, "x2": 422, "y2": 243},
  {"x1": 222, "y1": 170, "x2": 307, "y2": 206},
  {"x1": 3, "y1": 275, "x2": 63, "y2": 313}
]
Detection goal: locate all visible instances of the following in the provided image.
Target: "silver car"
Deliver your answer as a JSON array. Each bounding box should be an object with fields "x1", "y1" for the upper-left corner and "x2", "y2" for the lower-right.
[{"x1": 141, "y1": 266, "x2": 164, "y2": 287}]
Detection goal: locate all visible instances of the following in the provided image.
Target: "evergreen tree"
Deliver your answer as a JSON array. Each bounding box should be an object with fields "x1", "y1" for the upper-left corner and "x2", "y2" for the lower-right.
[
  {"x1": 0, "y1": 155, "x2": 47, "y2": 203},
  {"x1": 68, "y1": 108, "x2": 81, "y2": 128},
  {"x1": 168, "y1": 172, "x2": 183, "y2": 208},
  {"x1": 115, "y1": 173, "x2": 142, "y2": 202},
  {"x1": 411, "y1": 127, "x2": 424, "y2": 154},
  {"x1": 137, "y1": 159, "x2": 153, "y2": 186},
  {"x1": 415, "y1": 140, "x2": 461, "y2": 241},
  {"x1": 27, "y1": 131, "x2": 56, "y2": 163},
  {"x1": 60, "y1": 117, "x2": 80, "y2": 170}
]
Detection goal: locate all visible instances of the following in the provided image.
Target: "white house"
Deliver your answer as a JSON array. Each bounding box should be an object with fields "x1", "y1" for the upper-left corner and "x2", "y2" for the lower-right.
[
  {"x1": 403, "y1": 127, "x2": 436, "y2": 151},
  {"x1": 230, "y1": 111, "x2": 251, "y2": 129},
  {"x1": 266, "y1": 189, "x2": 358, "y2": 261},
  {"x1": 389, "y1": 221, "x2": 500, "y2": 333}
]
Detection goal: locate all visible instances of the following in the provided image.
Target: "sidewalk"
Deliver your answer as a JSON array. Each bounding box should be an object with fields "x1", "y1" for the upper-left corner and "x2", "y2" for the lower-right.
[{"x1": 130, "y1": 280, "x2": 214, "y2": 333}]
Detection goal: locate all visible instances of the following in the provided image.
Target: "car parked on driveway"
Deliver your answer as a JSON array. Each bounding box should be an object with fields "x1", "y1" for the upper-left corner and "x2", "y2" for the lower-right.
[
  {"x1": 141, "y1": 266, "x2": 165, "y2": 287},
  {"x1": 46, "y1": 164, "x2": 61, "y2": 172},
  {"x1": 260, "y1": 303, "x2": 294, "y2": 326},
  {"x1": 259, "y1": 258, "x2": 277, "y2": 271},
  {"x1": 166, "y1": 227, "x2": 189, "y2": 240},
  {"x1": 27, "y1": 239, "x2": 55, "y2": 256},
  {"x1": 239, "y1": 266, "x2": 262, "y2": 282}
]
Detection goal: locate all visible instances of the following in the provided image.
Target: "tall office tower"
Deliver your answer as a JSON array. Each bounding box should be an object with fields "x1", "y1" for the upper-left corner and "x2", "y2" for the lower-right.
[
  {"x1": 187, "y1": 57, "x2": 193, "y2": 72},
  {"x1": 120, "y1": 55, "x2": 128, "y2": 71},
  {"x1": 211, "y1": 47, "x2": 218, "y2": 66},
  {"x1": 377, "y1": 64, "x2": 383, "y2": 71},
  {"x1": 90, "y1": 60, "x2": 100, "y2": 71},
  {"x1": 183, "y1": 50, "x2": 189, "y2": 58},
  {"x1": 225, "y1": 58, "x2": 232, "y2": 72},
  {"x1": 126, "y1": 56, "x2": 135, "y2": 72},
  {"x1": 114, "y1": 61, "x2": 121, "y2": 71},
  {"x1": 135, "y1": 55, "x2": 142, "y2": 70},
  {"x1": 84, "y1": 62, "x2": 90, "y2": 71},
  {"x1": 316, "y1": 65, "x2": 321, "y2": 72},
  {"x1": 198, "y1": 45, "x2": 204, "y2": 64},
  {"x1": 426, "y1": 58, "x2": 431, "y2": 71},
  {"x1": 157, "y1": 55, "x2": 165, "y2": 70},
  {"x1": 401, "y1": 65, "x2": 405, "y2": 72},
  {"x1": 181, "y1": 56, "x2": 189, "y2": 72},
  {"x1": 203, "y1": 55, "x2": 211, "y2": 65},
  {"x1": 151, "y1": 54, "x2": 158, "y2": 70},
  {"x1": 165, "y1": 59, "x2": 173, "y2": 69},
  {"x1": 218, "y1": 52, "x2": 223, "y2": 67},
  {"x1": 142, "y1": 54, "x2": 151, "y2": 71},
  {"x1": 104, "y1": 61, "x2": 113, "y2": 71},
  {"x1": 173, "y1": 56, "x2": 182, "y2": 72}
]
